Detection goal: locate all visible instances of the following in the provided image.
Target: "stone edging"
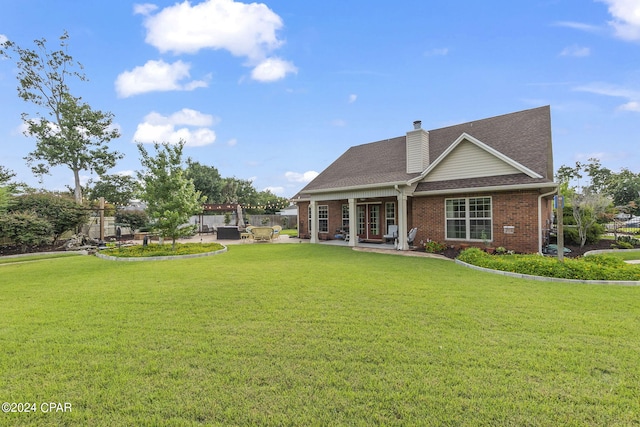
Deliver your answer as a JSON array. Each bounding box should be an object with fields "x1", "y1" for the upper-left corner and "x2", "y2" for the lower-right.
[
  {"x1": 454, "y1": 259, "x2": 640, "y2": 286},
  {"x1": 0, "y1": 250, "x2": 89, "y2": 259},
  {"x1": 95, "y1": 246, "x2": 228, "y2": 262}
]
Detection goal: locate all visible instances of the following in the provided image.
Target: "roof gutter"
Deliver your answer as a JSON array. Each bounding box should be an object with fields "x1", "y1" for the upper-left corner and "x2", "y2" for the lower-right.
[
  {"x1": 412, "y1": 182, "x2": 558, "y2": 196},
  {"x1": 302, "y1": 180, "x2": 410, "y2": 195}
]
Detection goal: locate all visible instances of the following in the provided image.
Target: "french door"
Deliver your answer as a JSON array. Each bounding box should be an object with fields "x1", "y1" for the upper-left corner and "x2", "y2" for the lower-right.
[{"x1": 357, "y1": 204, "x2": 381, "y2": 240}]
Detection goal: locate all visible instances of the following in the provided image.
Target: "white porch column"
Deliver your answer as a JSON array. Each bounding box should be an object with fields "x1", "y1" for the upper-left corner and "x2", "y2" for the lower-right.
[
  {"x1": 348, "y1": 198, "x2": 357, "y2": 247},
  {"x1": 397, "y1": 192, "x2": 408, "y2": 250},
  {"x1": 310, "y1": 200, "x2": 318, "y2": 244}
]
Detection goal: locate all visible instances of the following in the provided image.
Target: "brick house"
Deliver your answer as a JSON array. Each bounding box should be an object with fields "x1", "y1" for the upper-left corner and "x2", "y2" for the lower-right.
[{"x1": 292, "y1": 106, "x2": 557, "y2": 254}]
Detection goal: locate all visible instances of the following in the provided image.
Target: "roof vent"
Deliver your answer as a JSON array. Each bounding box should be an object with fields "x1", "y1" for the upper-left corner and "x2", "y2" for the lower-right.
[{"x1": 413, "y1": 120, "x2": 422, "y2": 130}]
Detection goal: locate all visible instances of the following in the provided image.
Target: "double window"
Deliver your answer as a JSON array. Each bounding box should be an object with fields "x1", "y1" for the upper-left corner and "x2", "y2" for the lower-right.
[
  {"x1": 318, "y1": 205, "x2": 328, "y2": 233},
  {"x1": 308, "y1": 204, "x2": 329, "y2": 233},
  {"x1": 445, "y1": 197, "x2": 492, "y2": 241}
]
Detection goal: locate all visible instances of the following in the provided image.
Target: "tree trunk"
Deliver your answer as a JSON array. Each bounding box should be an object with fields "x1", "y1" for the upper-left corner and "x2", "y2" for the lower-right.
[{"x1": 73, "y1": 168, "x2": 82, "y2": 204}]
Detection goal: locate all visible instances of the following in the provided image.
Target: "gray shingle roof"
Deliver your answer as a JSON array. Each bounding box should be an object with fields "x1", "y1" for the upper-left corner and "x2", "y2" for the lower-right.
[{"x1": 295, "y1": 106, "x2": 553, "y2": 198}]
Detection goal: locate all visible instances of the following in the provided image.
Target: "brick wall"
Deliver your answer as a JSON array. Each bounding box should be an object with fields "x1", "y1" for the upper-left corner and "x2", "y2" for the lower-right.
[
  {"x1": 298, "y1": 190, "x2": 551, "y2": 253},
  {"x1": 412, "y1": 190, "x2": 548, "y2": 254}
]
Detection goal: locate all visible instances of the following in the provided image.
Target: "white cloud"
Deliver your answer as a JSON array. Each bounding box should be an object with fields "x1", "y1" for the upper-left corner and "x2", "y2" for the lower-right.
[
  {"x1": 141, "y1": 0, "x2": 283, "y2": 57},
  {"x1": 599, "y1": 0, "x2": 640, "y2": 41},
  {"x1": 348, "y1": 94, "x2": 357, "y2": 103},
  {"x1": 133, "y1": 3, "x2": 158, "y2": 15},
  {"x1": 574, "y1": 82, "x2": 640, "y2": 112},
  {"x1": 227, "y1": 138, "x2": 237, "y2": 147},
  {"x1": 115, "y1": 59, "x2": 209, "y2": 98},
  {"x1": 263, "y1": 186, "x2": 285, "y2": 195},
  {"x1": 331, "y1": 119, "x2": 347, "y2": 127},
  {"x1": 285, "y1": 171, "x2": 318, "y2": 183},
  {"x1": 251, "y1": 57, "x2": 297, "y2": 82},
  {"x1": 553, "y1": 21, "x2": 601, "y2": 33},
  {"x1": 424, "y1": 47, "x2": 449, "y2": 56},
  {"x1": 619, "y1": 101, "x2": 640, "y2": 112},
  {"x1": 133, "y1": 108, "x2": 218, "y2": 146},
  {"x1": 0, "y1": 34, "x2": 7, "y2": 44},
  {"x1": 559, "y1": 45, "x2": 591, "y2": 57},
  {"x1": 138, "y1": 0, "x2": 296, "y2": 82}
]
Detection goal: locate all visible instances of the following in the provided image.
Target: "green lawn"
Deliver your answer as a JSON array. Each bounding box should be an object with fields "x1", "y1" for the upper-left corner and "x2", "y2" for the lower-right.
[
  {"x1": 1, "y1": 245, "x2": 639, "y2": 426},
  {"x1": 602, "y1": 249, "x2": 640, "y2": 261}
]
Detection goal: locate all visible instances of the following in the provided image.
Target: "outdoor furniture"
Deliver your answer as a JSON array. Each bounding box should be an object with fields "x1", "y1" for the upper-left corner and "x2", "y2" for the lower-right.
[
  {"x1": 407, "y1": 227, "x2": 418, "y2": 247},
  {"x1": 272, "y1": 225, "x2": 282, "y2": 240},
  {"x1": 250, "y1": 226, "x2": 274, "y2": 242},
  {"x1": 241, "y1": 226, "x2": 254, "y2": 241},
  {"x1": 217, "y1": 226, "x2": 240, "y2": 240},
  {"x1": 383, "y1": 224, "x2": 398, "y2": 242}
]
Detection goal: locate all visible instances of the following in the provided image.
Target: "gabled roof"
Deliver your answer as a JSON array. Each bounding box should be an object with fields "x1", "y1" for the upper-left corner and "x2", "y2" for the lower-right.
[
  {"x1": 298, "y1": 136, "x2": 421, "y2": 192},
  {"x1": 295, "y1": 106, "x2": 554, "y2": 198}
]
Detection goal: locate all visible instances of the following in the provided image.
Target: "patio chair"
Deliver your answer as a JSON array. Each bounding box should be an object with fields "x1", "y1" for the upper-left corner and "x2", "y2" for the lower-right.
[
  {"x1": 383, "y1": 224, "x2": 398, "y2": 242},
  {"x1": 271, "y1": 225, "x2": 282, "y2": 240},
  {"x1": 407, "y1": 227, "x2": 418, "y2": 247}
]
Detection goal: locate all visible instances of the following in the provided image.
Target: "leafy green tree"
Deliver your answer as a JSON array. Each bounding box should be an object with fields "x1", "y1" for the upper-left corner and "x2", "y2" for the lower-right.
[
  {"x1": 570, "y1": 191, "x2": 610, "y2": 248},
  {"x1": 0, "y1": 211, "x2": 53, "y2": 253},
  {"x1": 88, "y1": 174, "x2": 141, "y2": 207},
  {"x1": 1, "y1": 32, "x2": 122, "y2": 203},
  {"x1": 10, "y1": 192, "x2": 89, "y2": 244},
  {"x1": 115, "y1": 210, "x2": 149, "y2": 232},
  {"x1": 0, "y1": 165, "x2": 16, "y2": 185},
  {"x1": 185, "y1": 159, "x2": 224, "y2": 203},
  {"x1": 137, "y1": 141, "x2": 204, "y2": 249},
  {"x1": 606, "y1": 168, "x2": 640, "y2": 215},
  {"x1": 0, "y1": 187, "x2": 9, "y2": 214}
]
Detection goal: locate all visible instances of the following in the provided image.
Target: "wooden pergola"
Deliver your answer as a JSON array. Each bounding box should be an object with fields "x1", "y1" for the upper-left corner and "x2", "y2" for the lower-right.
[{"x1": 198, "y1": 203, "x2": 243, "y2": 232}]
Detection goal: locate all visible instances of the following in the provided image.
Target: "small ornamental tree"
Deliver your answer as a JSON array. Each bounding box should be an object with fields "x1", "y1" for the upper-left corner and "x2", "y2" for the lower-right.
[{"x1": 137, "y1": 141, "x2": 204, "y2": 250}]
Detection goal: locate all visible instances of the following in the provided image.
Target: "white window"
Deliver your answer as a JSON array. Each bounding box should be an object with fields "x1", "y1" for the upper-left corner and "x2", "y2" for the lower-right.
[
  {"x1": 445, "y1": 197, "x2": 492, "y2": 241},
  {"x1": 342, "y1": 204, "x2": 349, "y2": 229},
  {"x1": 385, "y1": 202, "x2": 396, "y2": 230},
  {"x1": 318, "y1": 205, "x2": 328, "y2": 233}
]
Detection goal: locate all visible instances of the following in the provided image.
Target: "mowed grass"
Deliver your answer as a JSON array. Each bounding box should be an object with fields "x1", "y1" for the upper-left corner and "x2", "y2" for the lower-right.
[
  {"x1": 603, "y1": 249, "x2": 640, "y2": 261},
  {"x1": 1, "y1": 245, "x2": 639, "y2": 426}
]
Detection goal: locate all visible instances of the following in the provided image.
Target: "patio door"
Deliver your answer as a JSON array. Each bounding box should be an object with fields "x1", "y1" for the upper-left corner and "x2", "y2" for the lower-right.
[{"x1": 357, "y1": 204, "x2": 382, "y2": 240}]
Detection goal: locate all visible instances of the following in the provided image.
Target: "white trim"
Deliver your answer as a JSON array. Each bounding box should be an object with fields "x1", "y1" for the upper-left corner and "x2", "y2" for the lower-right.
[
  {"x1": 444, "y1": 196, "x2": 493, "y2": 242},
  {"x1": 304, "y1": 181, "x2": 408, "y2": 195},
  {"x1": 413, "y1": 182, "x2": 558, "y2": 196},
  {"x1": 409, "y1": 132, "x2": 543, "y2": 184}
]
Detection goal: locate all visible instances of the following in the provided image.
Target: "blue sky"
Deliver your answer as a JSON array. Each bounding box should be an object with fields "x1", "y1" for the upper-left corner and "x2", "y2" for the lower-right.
[{"x1": 1, "y1": 0, "x2": 639, "y2": 198}]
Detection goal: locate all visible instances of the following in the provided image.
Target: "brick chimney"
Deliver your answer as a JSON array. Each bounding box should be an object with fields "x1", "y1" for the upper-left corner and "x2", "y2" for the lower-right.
[{"x1": 406, "y1": 120, "x2": 429, "y2": 173}]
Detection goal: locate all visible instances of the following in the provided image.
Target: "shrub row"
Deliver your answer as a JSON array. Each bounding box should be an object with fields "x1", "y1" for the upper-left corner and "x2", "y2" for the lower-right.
[
  {"x1": 100, "y1": 242, "x2": 224, "y2": 258},
  {"x1": 457, "y1": 247, "x2": 640, "y2": 281}
]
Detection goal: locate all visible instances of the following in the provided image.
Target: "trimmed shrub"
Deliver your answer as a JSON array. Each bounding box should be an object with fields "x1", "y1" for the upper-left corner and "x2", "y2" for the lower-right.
[
  {"x1": 457, "y1": 248, "x2": 640, "y2": 281},
  {"x1": 100, "y1": 242, "x2": 224, "y2": 258},
  {"x1": 0, "y1": 211, "x2": 53, "y2": 252}
]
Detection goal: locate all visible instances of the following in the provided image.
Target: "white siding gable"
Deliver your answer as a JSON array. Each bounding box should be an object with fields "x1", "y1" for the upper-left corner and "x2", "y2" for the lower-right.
[
  {"x1": 414, "y1": 133, "x2": 542, "y2": 184},
  {"x1": 423, "y1": 140, "x2": 520, "y2": 182}
]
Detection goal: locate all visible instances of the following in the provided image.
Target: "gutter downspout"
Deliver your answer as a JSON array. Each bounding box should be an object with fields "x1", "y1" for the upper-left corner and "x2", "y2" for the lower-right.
[{"x1": 538, "y1": 188, "x2": 557, "y2": 254}]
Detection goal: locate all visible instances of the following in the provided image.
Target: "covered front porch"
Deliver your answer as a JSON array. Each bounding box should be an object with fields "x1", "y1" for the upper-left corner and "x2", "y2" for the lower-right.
[{"x1": 299, "y1": 184, "x2": 415, "y2": 251}]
